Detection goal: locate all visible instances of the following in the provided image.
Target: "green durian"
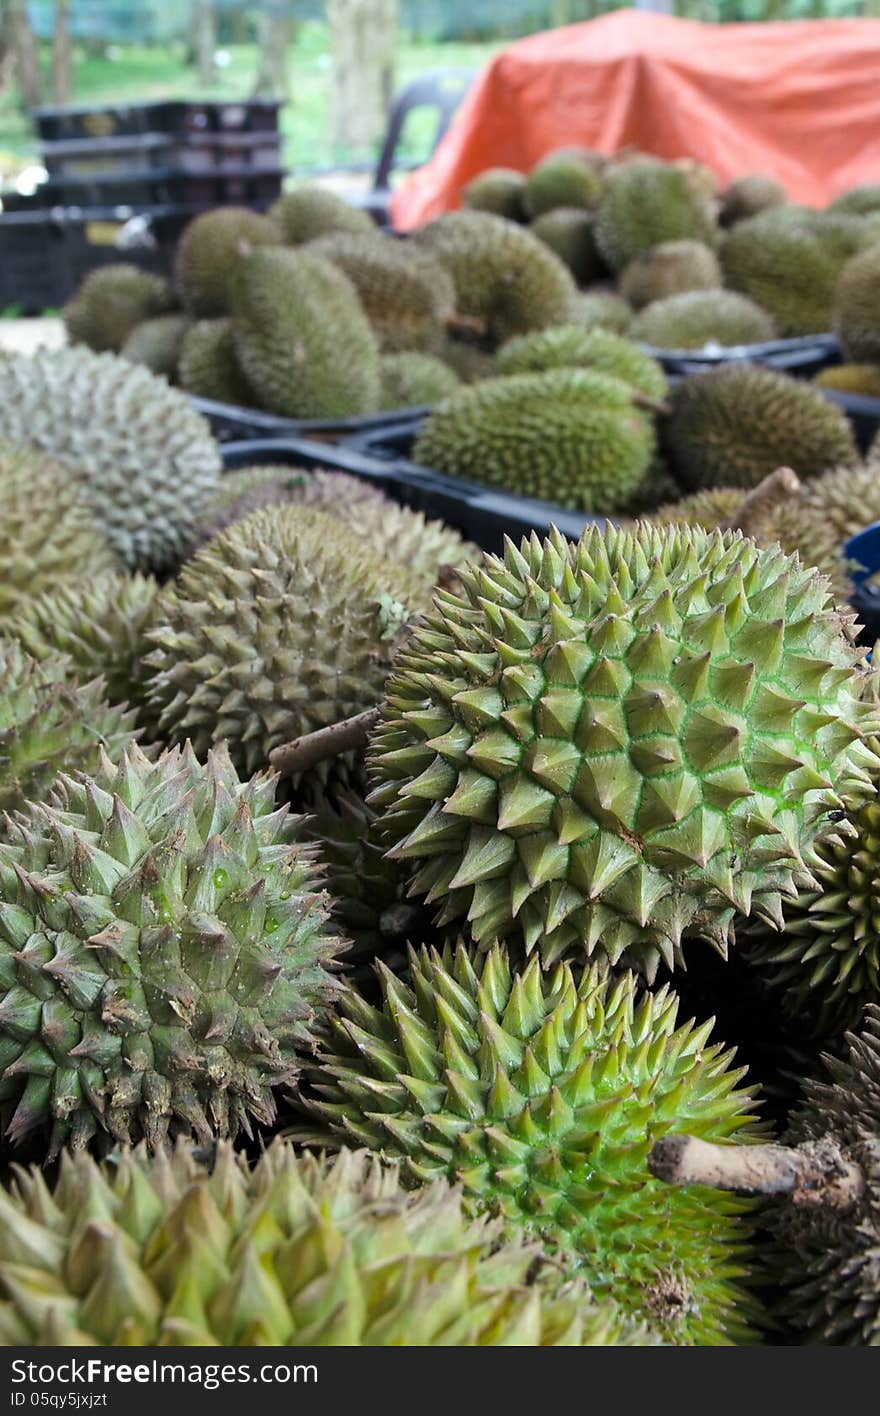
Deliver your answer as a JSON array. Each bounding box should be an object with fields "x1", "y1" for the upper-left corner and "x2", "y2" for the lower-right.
[
  {"x1": 718, "y1": 174, "x2": 787, "y2": 227},
  {"x1": 594, "y1": 159, "x2": 717, "y2": 274},
  {"x1": 304, "y1": 944, "x2": 761, "y2": 1344},
  {"x1": 412, "y1": 368, "x2": 655, "y2": 513},
  {"x1": 529, "y1": 208, "x2": 605, "y2": 285},
  {"x1": 0, "y1": 445, "x2": 116, "y2": 622},
  {"x1": 307, "y1": 231, "x2": 457, "y2": 354},
  {"x1": 10, "y1": 571, "x2": 159, "y2": 708},
  {"x1": 828, "y1": 184, "x2": 880, "y2": 218},
  {"x1": 0, "y1": 641, "x2": 140, "y2": 824},
  {"x1": 63, "y1": 264, "x2": 175, "y2": 353},
  {"x1": 120, "y1": 314, "x2": 190, "y2": 379},
  {"x1": 0, "y1": 347, "x2": 221, "y2": 573},
  {"x1": 177, "y1": 318, "x2": 256, "y2": 407},
  {"x1": 437, "y1": 335, "x2": 498, "y2": 384},
  {"x1": 269, "y1": 184, "x2": 375, "y2": 244},
  {"x1": 833, "y1": 244, "x2": 880, "y2": 363},
  {"x1": 619, "y1": 240, "x2": 722, "y2": 310},
  {"x1": 462, "y1": 167, "x2": 528, "y2": 221},
  {"x1": 378, "y1": 351, "x2": 461, "y2": 408},
  {"x1": 495, "y1": 325, "x2": 668, "y2": 400},
  {"x1": 412, "y1": 211, "x2": 577, "y2": 348},
  {"x1": 524, "y1": 153, "x2": 604, "y2": 217},
  {"x1": 720, "y1": 208, "x2": 857, "y2": 337},
  {"x1": 0, "y1": 1140, "x2": 649, "y2": 1346},
  {"x1": 175, "y1": 207, "x2": 280, "y2": 318},
  {"x1": 366, "y1": 523, "x2": 880, "y2": 975},
  {"x1": 651, "y1": 486, "x2": 744, "y2": 533},
  {"x1": 630, "y1": 290, "x2": 777, "y2": 349},
  {"x1": 231, "y1": 247, "x2": 381, "y2": 419},
  {"x1": 571, "y1": 289, "x2": 632, "y2": 334},
  {"x1": 662, "y1": 364, "x2": 860, "y2": 490},
  {"x1": 0, "y1": 742, "x2": 343, "y2": 1154},
  {"x1": 814, "y1": 364, "x2": 880, "y2": 398}
]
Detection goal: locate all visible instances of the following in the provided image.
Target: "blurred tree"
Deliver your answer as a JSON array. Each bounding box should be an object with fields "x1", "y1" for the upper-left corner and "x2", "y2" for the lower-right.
[
  {"x1": 52, "y1": 0, "x2": 72, "y2": 103},
  {"x1": 327, "y1": 0, "x2": 397, "y2": 156},
  {"x1": 6, "y1": 0, "x2": 41, "y2": 106},
  {"x1": 193, "y1": 0, "x2": 217, "y2": 85},
  {"x1": 253, "y1": 0, "x2": 293, "y2": 97}
]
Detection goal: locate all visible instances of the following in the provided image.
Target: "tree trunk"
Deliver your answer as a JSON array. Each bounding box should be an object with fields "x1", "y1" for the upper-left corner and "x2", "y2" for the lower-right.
[
  {"x1": 193, "y1": 0, "x2": 216, "y2": 87},
  {"x1": 8, "y1": 0, "x2": 41, "y2": 108},
  {"x1": 252, "y1": 4, "x2": 292, "y2": 98},
  {"x1": 327, "y1": 0, "x2": 397, "y2": 158},
  {"x1": 52, "y1": 0, "x2": 72, "y2": 105}
]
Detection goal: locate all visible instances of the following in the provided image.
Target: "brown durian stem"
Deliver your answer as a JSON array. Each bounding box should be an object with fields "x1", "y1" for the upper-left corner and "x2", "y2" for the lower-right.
[
  {"x1": 632, "y1": 392, "x2": 671, "y2": 416},
  {"x1": 720, "y1": 465, "x2": 803, "y2": 537},
  {"x1": 445, "y1": 311, "x2": 489, "y2": 340},
  {"x1": 648, "y1": 1134, "x2": 864, "y2": 1210},
  {"x1": 269, "y1": 707, "x2": 381, "y2": 777}
]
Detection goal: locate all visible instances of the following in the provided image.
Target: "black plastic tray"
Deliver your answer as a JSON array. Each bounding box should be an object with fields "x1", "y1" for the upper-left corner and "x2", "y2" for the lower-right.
[
  {"x1": 190, "y1": 396, "x2": 433, "y2": 446},
  {"x1": 33, "y1": 98, "x2": 282, "y2": 143},
  {"x1": 17, "y1": 166, "x2": 283, "y2": 213},
  {"x1": 815, "y1": 387, "x2": 880, "y2": 455},
  {"x1": 219, "y1": 438, "x2": 604, "y2": 552},
  {"x1": 40, "y1": 130, "x2": 282, "y2": 180},
  {"x1": 640, "y1": 332, "x2": 839, "y2": 379}
]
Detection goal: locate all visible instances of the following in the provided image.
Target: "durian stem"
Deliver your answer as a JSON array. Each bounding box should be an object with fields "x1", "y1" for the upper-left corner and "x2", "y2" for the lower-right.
[
  {"x1": 445, "y1": 311, "x2": 490, "y2": 340},
  {"x1": 632, "y1": 392, "x2": 671, "y2": 416},
  {"x1": 269, "y1": 707, "x2": 381, "y2": 777},
  {"x1": 648, "y1": 1134, "x2": 864, "y2": 1211},
  {"x1": 720, "y1": 466, "x2": 803, "y2": 538}
]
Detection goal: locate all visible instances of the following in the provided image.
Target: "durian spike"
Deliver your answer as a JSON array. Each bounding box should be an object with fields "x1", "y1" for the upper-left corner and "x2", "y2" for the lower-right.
[
  {"x1": 648, "y1": 1133, "x2": 863, "y2": 1209},
  {"x1": 269, "y1": 707, "x2": 381, "y2": 778},
  {"x1": 719, "y1": 466, "x2": 804, "y2": 538}
]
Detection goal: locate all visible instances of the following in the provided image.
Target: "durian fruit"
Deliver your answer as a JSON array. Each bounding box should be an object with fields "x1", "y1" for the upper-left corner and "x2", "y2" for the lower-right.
[
  {"x1": 0, "y1": 445, "x2": 117, "y2": 622},
  {"x1": 10, "y1": 571, "x2": 159, "y2": 708},
  {"x1": 828, "y1": 183, "x2": 880, "y2": 218},
  {"x1": 120, "y1": 314, "x2": 190, "y2": 380},
  {"x1": 437, "y1": 335, "x2": 498, "y2": 384},
  {"x1": 378, "y1": 351, "x2": 461, "y2": 409},
  {"x1": 140, "y1": 506, "x2": 419, "y2": 780},
  {"x1": 721, "y1": 209, "x2": 853, "y2": 336},
  {"x1": 571, "y1": 289, "x2": 632, "y2": 334},
  {"x1": 0, "y1": 742, "x2": 344, "y2": 1154},
  {"x1": 412, "y1": 211, "x2": 577, "y2": 347},
  {"x1": 0, "y1": 641, "x2": 140, "y2": 823},
  {"x1": 177, "y1": 318, "x2": 256, "y2": 407},
  {"x1": 412, "y1": 368, "x2": 655, "y2": 513},
  {"x1": 231, "y1": 247, "x2": 381, "y2": 419},
  {"x1": 719, "y1": 174, "x2": 787, "y2": 228},
  {"x1": 0, "y1": 347, "x2": 222, "y2": 574},
  {"x1": 304, "y1": 945, "x2": 762, "y2": 1344},
  {"x1": 529, "y1": 208, "x2": 605, "y2": 286},
  {"x1": 495, "y1": 324, "x2": 668, "y2": 400},
  {"x1": 269, "y1": 184, "x2": 375, "y2": 244},
  {"x1": 651, "y1": 486, "x2": 744, "y2": 532},
  {"x1": 594, "y1": 159, "x2": 717, "y2": 274},
  {"x1": 619, "y1": 240, "x2": 722, "y2": 310},
  {"x1": 63, "y1": 265, "x2": 175, "y2": 354},
  {"x1": 366, "y1": 523, "x2": 880, "y2": 974},
  {"x1": 630, "y1": 290, "x2": 777, "y2": 349},
  {"x1": 307, "y1": 231, "x2": 457, "y2": 354},
  {"x1": 462, "y1": 167, "x2": 527, "y2": 221},
  {"x1": 524, "y1": 152, "x2": 604, "y2": 217},
  {"x1": 613, "y1": 454, "x2": 683, "y2": 519},
  {"x1": 175, "y1": 207, "x2": 280, "y2": 318},
  {"x1": 0, "y1": 1140, "x2": 650, "y2": 1347},
  {"x1": 662, "y1": 364, "x2": 860, "y2": 490},
  {"x1": 195, "y1": 465, "x2": 316, "y2": 543},
  {"x1": 833, "y1": 245, "x2": 880, "y2": 363},
  {"x1": 814, "y1": 364, "x2": 880, "y2": 398}
]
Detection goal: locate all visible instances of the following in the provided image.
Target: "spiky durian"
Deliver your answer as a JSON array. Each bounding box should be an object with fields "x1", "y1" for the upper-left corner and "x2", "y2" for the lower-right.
[
  {"x1": 495, "y1": 325, "x2": 668, "y2": 400},
  {"x1": 412, "y1": 211, "x2": 577, "y2": 348},
  {"x1": 412, "y1": 369, "x2": 655, "y2": 513},
  {"x1": 630, "y1": 291, "x2": 777, "y2": 350},
  {"x1": 231, "y1": 247, "x2": 381, "y2": 419},
  {"x1": 120, "y1": 314, "x2": 190, "y2": 379},
  {"x1": 662, "y1": 364, "x2": 860, "y2": 490},
  {"x1": 651, "y1": 487, "x2": 744, "y2": 532},
  {"x1": 307, "y1": 232, "x2": 458, "y2": 354},
  {"x1": 0, "y1": 446, "x2": 116, "y2": 622},
  {"x1": 524, "y1": 153, "x2": 604, "y2": 218},
  {"x1": 721, "y1": 208, "x2": 858, "y2": 337},
  {"x1": 0, "y1": 641, "x2": 140, "y2": 824},
  {"x1": 0, "y1": 1140, "x2": 649, "y2": 1346},
  {"x1": 619, "y1": 240, "x2": 722, "y2": 310},
  {"x1": 304, "y1": 945, "x2": 761, "y2": 1344},
  {"x1": 140, "y1": 506, "x2": 419, "y2": 781},
  {"x1": 833, "y1": 245, "x2": 880, "y2": 363},
  {"x1": 437, "y1": 336, "x2": 498, "y2": 384},
  {"x1": 366, "y1": 523, "x2": 880, "y2": 975},
  {"x1": 815, "y1": 364, "x2": 880, "y2": 398},
  {"x1": 10, "y1": 571, "x2": 158, "y2": 708},
  {"x1": 719, "y1": 174, "x2": 787, "y2": 228},
  {"x1": 0, "y1": 347, "x2": 221, "y2": 573},
  {"x1": 529, "y1": 208, "x2": 605, "y2": 285},
  {"x1": 268, "y1": 184, "x2": 374, "y2": 244},
  {"x1": 571, "y1": 290, "x2": 632, "y2": 334},
  {"x1": 0, "y1": 742, "x2": 344, "y2": 1154},
  {"x1": 175, "y1": 207, "x2": 280, "y2": 319},
  {"x1": 177, "y1": 318, "x2": 255, "y2": 407},
  {"x1": 828, "y1": 184, "x2": 880, "y2": 218},
  {"x1": 194, "y1": 465, "x2": 317, "y2": 543},
  {"x1": 63, "y1": 265, "x2": 175, "y2": 353},
  {"x1": 594, "y1": 159, "x2": 717, "y2": 274},
  {"x1": 462, "y1": 167, "x2": 528, "y2": 221},
  {"x1": 379, "y1": 351, "x2": 461, "y2": 408}
]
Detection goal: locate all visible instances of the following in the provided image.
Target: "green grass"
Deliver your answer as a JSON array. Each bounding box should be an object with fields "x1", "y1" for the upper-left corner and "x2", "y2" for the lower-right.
[{"x1": 0, "y1": 24, "x2": 503, "y2": 180}]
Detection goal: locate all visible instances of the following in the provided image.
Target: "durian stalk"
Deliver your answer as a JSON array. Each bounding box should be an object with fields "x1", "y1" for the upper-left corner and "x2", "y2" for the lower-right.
[
  {"x1": 719, "y1": 466, "x2": 803, "y2": 538},
  {"x1": 269, "y1": 706, "x2": 382, "y2": 777},
  {"x1": 648, "y1": 1134, "x2": 864, "y2": 1209}
]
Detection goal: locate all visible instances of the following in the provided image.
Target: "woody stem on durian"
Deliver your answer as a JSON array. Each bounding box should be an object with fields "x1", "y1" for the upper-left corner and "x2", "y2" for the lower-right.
[
  {"x1": 719, "y1": 465, "x2": 804, "y2": 539},
  {"x1": 269, "y1": 707, "x2": 382, "y2": 778},
  {"x1": 648, "y1": 1134, "x2": 864, "y2": 1210}
]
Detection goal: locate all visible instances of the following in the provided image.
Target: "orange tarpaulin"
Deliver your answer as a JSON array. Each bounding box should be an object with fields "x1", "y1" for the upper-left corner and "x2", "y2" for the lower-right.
[{"x1": 390, "y1": 9, "x2": 880, "y2": 231}]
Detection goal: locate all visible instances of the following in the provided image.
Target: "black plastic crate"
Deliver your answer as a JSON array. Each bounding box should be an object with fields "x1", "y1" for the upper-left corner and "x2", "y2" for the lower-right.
[
  {"x1": 175, "y1": 132, "x2": 282, "y2": 172},
  {"x1": 21, "y1": 166, "x2": 283, "y2": 212},
  {"x1": 220, "y1": 437, "x2": 604, "y2": 552},
  {"x1": 816, "y1": 386, "x2": 880, "y2": 455},
  {"x1": 33, "y1": 98, "x2": 282, "y2": 143},
  {"x1": 40, "y1": 133, "x2": 179, "y2": 178},
  {"x1": 190, "y1": 395, "x2": 433, "y2": 446},
  {"x1": 639, "y1": 332, "x2": 840, "y2": 379},
  {"x1": 0, "y1": 210, "x2": 72, "y2": 311}
]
